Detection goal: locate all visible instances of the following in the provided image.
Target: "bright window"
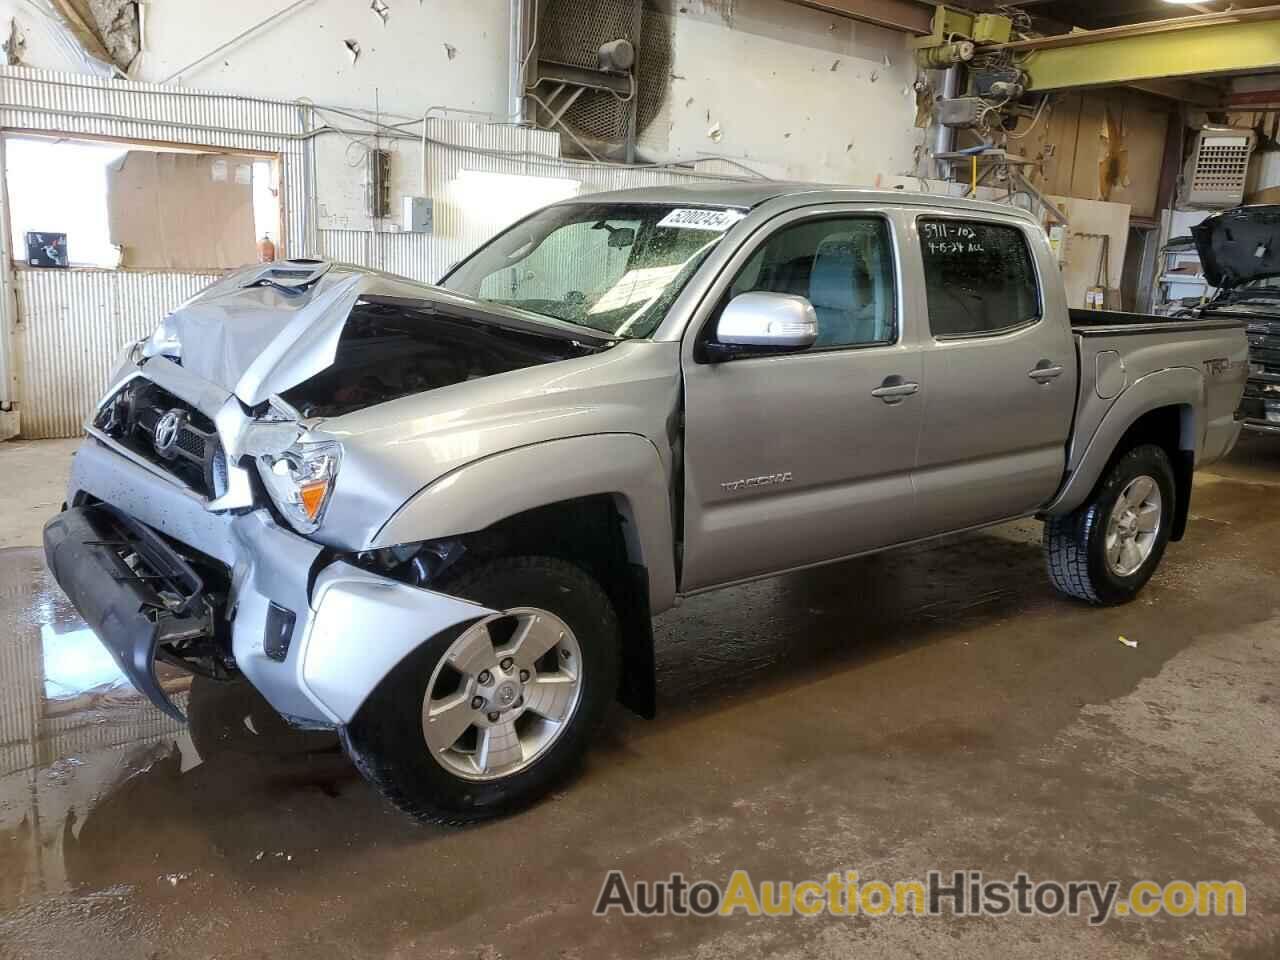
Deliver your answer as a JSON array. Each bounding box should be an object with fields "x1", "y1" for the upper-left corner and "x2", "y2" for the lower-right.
[{"x1": 5, "y1": 134, "x2": 282, "y2": 270}]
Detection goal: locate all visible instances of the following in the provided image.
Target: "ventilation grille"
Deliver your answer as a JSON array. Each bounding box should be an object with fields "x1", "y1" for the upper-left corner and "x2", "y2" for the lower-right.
[
  {"x1": 1186, "y1": 130, "x2": 1254, "y2": 207},
  {"x1": 535, "y1": 0, "x2": 671, "y2": 144},
  {"x1": 1192, "y1": 143, "x2": 1249, "y2": 194}
]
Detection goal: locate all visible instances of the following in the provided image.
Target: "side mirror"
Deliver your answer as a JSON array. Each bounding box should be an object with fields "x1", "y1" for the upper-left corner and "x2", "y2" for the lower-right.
[{"x1": 711, "y1": 292, "x2": 818, "y2": 357}]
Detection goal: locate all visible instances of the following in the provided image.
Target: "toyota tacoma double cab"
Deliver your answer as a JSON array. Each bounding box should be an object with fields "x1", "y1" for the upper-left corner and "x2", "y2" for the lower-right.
[{"x1": 44, "y1": 183, "x2": 1247, "y2": 822}]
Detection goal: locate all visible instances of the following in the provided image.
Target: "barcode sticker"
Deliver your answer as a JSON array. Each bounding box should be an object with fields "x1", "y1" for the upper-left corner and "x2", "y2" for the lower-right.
[{"x1": 657, "y1": 208, "x2": 747, "y2": 232}]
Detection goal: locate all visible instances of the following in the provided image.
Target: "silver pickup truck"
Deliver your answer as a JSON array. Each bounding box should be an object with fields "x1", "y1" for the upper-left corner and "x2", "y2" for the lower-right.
[{"x1": 44, "y1": 183, "x2": 1247, "y2": 822}]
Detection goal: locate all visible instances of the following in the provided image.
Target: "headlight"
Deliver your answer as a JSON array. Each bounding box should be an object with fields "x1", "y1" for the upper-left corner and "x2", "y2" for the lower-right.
[{"x1": 256, "y1": 441, "x2": 342, "y2": 533}]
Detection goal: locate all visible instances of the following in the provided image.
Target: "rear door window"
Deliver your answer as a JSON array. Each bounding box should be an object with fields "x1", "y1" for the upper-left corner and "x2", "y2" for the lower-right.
[{"x1": 919, "y1": 219, "x2": 1041, "y2": 338}]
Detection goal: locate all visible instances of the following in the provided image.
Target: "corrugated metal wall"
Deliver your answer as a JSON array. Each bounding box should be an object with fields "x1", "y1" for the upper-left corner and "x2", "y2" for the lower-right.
[
  {"x1": 16, "y1": 271, "x2": 218, "y2": 437},
  {"x1": 0, "y1": 66, "x2": 747, "y2": 437}
]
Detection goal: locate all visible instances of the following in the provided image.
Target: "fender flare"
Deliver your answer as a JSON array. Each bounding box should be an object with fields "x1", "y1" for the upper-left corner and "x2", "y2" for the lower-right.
[
  {"x1": 370, "y1": 433, "x2": 677, "y2": 612},
  {"x1": 1046, "y1": 366, "x2": 1203, "y2": 518}
]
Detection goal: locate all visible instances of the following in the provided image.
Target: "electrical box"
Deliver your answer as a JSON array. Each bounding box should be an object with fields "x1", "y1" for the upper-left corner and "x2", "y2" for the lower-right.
[
  {"x1": 1183, "y1": 126, "x2": 1255, "y2": 208},
  {"x1": 972, "y1": 66, "x2": 1021, "y2": 97},
  {"x1": 402, "y1": 196, "x2": 433, "y2": 233},
  {"x1": 972, "y1": 13, "x2": 1013, "y2": 45},
  {"x1": 937, "y1": 97, "x2": 985, "y2": 129},
  {"x1": 365, "y1": 149, "x2": 392, "y2": 219}
]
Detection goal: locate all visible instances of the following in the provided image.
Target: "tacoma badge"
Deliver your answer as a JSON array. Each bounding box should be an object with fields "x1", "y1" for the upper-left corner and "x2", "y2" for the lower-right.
[{"x1": 720, "y1": 472, "x2": 793, "y2": 493}]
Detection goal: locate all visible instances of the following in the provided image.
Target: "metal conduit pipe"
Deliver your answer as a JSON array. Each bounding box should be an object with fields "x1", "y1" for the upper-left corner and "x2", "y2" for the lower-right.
[
  {"x1": 508, "y1": 0, "x2": 535, "y2": 125},
  {"x1": 932, "y1": 65, "x2": 960, "y2": 180}
]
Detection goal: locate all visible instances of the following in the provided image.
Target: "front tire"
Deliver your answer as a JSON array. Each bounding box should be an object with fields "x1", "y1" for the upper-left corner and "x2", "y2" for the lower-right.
[
  {"x1": 341, "y1": 556, "x2": 621, "y2": 824},
  {"x1": 1044, "y1": 444, "x2": 1176, "y2": 605}
]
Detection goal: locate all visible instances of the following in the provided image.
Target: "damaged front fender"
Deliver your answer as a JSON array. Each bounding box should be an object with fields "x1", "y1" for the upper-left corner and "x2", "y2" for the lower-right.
[{"x1": 298, "y1": 561, "x2": 497, "y2": 724}]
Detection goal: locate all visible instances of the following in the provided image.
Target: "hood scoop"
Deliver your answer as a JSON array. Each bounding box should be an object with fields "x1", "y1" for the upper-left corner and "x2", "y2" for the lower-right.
[{"x1": 242, "y1": 259, "x2": 332, "y2": 296}]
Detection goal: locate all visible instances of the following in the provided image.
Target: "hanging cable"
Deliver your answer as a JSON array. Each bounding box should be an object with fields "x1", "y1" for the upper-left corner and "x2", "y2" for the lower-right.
[{"x1": 1006, "y1": 95, "x2": 1051, "y2": 141}]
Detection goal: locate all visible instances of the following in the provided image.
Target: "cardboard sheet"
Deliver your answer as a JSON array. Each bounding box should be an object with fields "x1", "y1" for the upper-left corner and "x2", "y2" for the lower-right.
[{"x1": 107, "y1": 151, "x2": 258, "y2": 270}]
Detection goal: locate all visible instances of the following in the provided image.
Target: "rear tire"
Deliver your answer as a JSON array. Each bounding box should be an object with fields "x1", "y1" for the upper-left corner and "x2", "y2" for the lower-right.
[
  {"x1": 1044, "y1": 444, "x2": 1176, "y2": 605},
  {"x1": 341, "y1": 556, "x2": 621, "y2": 824}
]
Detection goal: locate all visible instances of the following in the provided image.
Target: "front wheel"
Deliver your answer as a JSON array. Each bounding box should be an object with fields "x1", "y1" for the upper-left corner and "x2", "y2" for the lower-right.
[
  {"x1": 1044, "y1": 444, "x2": 1176, "y2": 605},
  {"x1": 341, "y1": 556, "x2": 621, "y2": 824}
]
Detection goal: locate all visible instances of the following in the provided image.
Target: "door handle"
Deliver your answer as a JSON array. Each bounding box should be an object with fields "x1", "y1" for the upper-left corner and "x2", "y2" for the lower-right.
[
  {"x1": 871, "y1": 377, "x2": 920, "y2": 404},
  {"x1": 1028, "y1": 361, "x2": 1064, "y2": 383}
]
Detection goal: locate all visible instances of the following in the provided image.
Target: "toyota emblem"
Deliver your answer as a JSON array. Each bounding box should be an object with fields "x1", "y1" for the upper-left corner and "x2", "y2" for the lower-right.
[{"x1": 153, "y1": 409, "x2": 185, "y2": 457}]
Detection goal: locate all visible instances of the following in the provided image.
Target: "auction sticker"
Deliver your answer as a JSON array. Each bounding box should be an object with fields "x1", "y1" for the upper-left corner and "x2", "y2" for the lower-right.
[{"x1": 658, "y1": 208, "x2": 747, "y2": 231}]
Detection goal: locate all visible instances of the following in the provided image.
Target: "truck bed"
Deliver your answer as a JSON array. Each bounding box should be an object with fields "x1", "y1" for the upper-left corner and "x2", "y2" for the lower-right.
[
  {"x1": 1064, "y1": 308, "x2": 1247, "y2": 480},
  {"x1": 1069, "y1": 308, "x2": 1242, "y2": 337}
]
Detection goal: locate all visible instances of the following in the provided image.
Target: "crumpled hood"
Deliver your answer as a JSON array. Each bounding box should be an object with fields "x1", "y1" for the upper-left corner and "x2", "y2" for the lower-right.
[
  {"x1": 149, "y1": 261, "x2": 600, "y2": 407},
  {"x1": 1191, "y1": 205, "x2": 1280, "y2": 289},
  {"x1": 157, "y1": 263, "x2": 362, "y2": 407}
]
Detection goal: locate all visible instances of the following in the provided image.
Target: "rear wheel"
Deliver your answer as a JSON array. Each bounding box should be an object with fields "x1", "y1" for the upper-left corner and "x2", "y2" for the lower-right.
[
  {"x1": 1044, "y1": 444, "x2": 1175, "y2": 605},
  {"x1": 341, "y1": 556, "x2": 621, "y2": 823}
]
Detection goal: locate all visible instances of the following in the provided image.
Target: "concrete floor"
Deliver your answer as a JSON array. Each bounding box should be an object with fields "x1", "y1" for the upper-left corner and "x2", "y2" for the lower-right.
[
  {"x1": 0, "y1": 439, "x2": 79, "y2": 548},
  {"x1": 2, "y1": 435, "x2": 1279, "y2": 958}
]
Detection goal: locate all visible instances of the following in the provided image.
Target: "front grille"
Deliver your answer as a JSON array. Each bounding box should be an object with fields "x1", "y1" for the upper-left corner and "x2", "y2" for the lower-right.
[
  {"x1": 94, "y1": 378, "x2": 227, "y2": 499},
  {"x1": 1248, "y1": 333, "x2": 1280, "y2": 376},
  {"x1": 176, "y1": 429, "x2": 207, "y2": 458}
]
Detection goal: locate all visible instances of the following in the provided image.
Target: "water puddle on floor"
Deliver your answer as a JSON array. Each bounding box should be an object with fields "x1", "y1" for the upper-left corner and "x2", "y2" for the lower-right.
[{"x1": 0, "y1": 547, "x2": 347, "y2": 907}]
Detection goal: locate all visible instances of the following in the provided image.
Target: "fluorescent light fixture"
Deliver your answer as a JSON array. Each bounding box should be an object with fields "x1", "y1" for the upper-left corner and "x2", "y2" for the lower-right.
[{"x1": 450, "y1": 170, "x2": 581, "y2": 236}]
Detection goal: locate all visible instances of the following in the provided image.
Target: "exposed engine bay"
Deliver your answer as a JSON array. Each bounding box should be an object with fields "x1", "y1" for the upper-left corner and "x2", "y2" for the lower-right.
[{"x1": 280, "y1": 296, "x2": 600, "y2": 418}]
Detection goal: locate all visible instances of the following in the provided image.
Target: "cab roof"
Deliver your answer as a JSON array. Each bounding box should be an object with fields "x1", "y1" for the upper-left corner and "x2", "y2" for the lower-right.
[{"x1": 566, "y1": 180, "x2": 1040, "y2": 223}]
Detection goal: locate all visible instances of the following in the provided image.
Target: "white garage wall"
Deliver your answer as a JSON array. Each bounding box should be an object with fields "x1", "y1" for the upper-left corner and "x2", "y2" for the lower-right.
[
  {"x1": 0, "y1": 0, "x2": 512, "y2": 117},
  {"x1": 0, "y1": 0, "x2": 929, "y2": 437},
  {"x1": 660, "y1": 0, "x2": 924, "y2": 184},
  {"x1": 0, "y1": 67, "x2": 753, "y2": 437},
  {"x1": 0, "y1": 0, "x2": 926, "y2": 196}
]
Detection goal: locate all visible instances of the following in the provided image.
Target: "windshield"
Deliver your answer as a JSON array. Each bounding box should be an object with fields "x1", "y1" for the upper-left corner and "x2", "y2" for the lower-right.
[{"x1": 440, "y1": 202, "x2": 743, "y2": 339}]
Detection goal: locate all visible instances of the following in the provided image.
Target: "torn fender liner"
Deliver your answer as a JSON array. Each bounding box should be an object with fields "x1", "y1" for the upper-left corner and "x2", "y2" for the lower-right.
[{"x1": 43, "y1": 506, "x2": 205, "y2": 721}]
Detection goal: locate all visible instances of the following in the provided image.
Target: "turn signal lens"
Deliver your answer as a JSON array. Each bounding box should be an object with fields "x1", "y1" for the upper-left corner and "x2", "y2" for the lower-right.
[
  {"x1": 299, "y1": 479, "x2": 330, "y2": 520},
  {"x1": 256, "y1": 440, "x2": 342, "y2": 534}
]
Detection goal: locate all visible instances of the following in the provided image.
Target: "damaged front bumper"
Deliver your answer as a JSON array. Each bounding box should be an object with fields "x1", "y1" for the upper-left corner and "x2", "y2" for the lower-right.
[
  {"x1": 47, "y1": 437, "x2": 495, "y2": 727},
  {"x1": 43, "y1": 504, "x2": 212, "y2": 721},
  {"x1": 1239, "y1": 374, "x2": 1280, "y2": 434}
]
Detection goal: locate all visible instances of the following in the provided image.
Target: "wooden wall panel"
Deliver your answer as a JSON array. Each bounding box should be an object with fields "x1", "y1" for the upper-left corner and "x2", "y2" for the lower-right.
[
  {"x1": 1026, "y1": 93, "x2": 1082, "y2": 198},
  {"x1": 1110, "y1": 99, "x2": 1169, "y2": 221},
  {"x1": 1070, "y1": 95, "x2": 1109, "y2": 202},
  {"x1": 1016, "y1": 89, "x2": 1169, "y2": 220}
]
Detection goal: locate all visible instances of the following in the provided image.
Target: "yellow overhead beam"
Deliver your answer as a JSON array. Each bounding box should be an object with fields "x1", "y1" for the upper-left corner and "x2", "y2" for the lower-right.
[{"x1": 1002, "y1": 5, "x2": 1280, "y2": 92}]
